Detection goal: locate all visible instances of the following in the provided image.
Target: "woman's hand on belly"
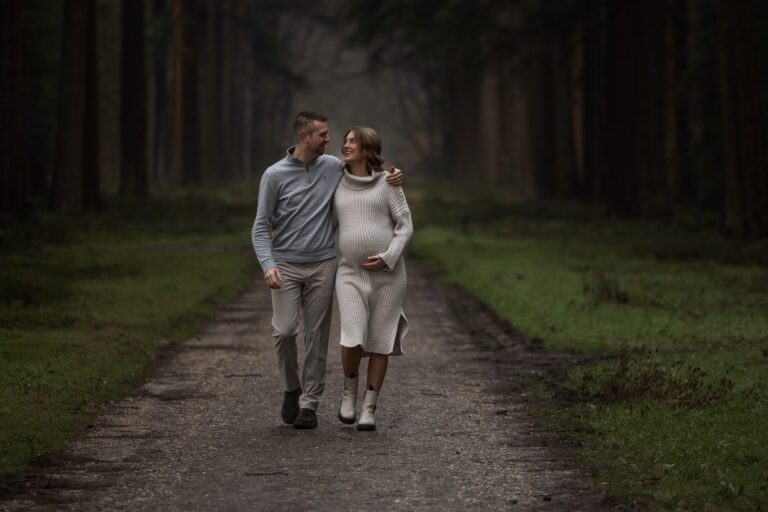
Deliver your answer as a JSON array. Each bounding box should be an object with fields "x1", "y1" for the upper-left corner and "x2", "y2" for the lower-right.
[{"x1": 361, "y1": 255, "x2": 386, "y2": 271}]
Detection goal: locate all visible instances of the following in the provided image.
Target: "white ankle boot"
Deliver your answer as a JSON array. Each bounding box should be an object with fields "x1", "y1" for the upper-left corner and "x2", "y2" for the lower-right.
[
  {"x1": 357, "y1": 389, "x2": 379, "y2": 431},
  {"x1": 338, "y1": 374, "x2": 358, "y2": 424}
]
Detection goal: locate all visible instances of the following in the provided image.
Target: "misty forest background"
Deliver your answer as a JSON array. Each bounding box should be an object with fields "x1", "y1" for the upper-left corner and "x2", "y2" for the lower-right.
[
  {"x1": 2, "y1": 0, "x2": 768, "y2": 509},
  {"x1": 1, "y1": 0, "x2": 768, "y2": 239}
]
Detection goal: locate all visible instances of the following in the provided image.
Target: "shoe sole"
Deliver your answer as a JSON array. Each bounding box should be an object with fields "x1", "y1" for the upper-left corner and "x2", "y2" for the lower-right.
[
  {"x1": 357, "y1": 423, "x2": 376, "y2": 431},
  {"x1": 338, "y1": 411, "x2": 356, "y2": 425},
  {"x1": 282, "y1": 411, "x2": 299, "y2": 424}
]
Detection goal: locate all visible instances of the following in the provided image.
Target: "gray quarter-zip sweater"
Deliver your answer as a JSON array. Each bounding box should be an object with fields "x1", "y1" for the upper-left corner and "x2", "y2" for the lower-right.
[{"x1": 251, "y1": 147, "x2": 342, "y2": 272}]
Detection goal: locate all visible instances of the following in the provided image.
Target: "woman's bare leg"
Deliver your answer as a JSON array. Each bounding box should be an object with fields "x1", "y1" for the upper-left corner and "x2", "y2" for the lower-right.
[
  {"x1": 341, "y1": 346, "x2": 362, "y2": 378},
  {"x1": 366, "y1": 354, "x2": 389, "y2": 391}
]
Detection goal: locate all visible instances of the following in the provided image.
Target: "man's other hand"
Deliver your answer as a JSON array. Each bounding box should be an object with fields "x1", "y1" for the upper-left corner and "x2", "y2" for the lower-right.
[
  {"x1": 264, "y1": 267, "x2": 282, "y2": 289},
  {"x1": 385, "y1": 166, "x2": 404, "y2": 187}
]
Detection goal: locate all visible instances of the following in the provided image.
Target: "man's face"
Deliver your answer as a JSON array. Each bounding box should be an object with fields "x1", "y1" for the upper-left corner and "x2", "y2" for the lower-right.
[{"x1": 302, "y1": 121, "x2": 331, "y2": 156}]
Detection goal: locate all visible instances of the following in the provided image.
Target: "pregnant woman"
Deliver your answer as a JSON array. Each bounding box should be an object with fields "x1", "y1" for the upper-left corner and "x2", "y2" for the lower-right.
[{"x1": 333, "y1": 126, "x2": 413, "y2": 431}]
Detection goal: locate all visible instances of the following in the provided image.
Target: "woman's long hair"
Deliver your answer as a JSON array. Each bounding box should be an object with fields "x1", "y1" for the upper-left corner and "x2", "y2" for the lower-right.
[{"x1": 342, "y1": 127, "x2": 384, "y2": 174}]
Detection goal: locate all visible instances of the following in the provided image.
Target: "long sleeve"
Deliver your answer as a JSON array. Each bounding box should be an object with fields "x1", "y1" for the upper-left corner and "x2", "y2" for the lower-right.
[
  {"x1": 378, "y1": 186, "x2": 413, "y2": 271},
  {"x1": 251, "y1": 172, "x2": 278, "y2": 272},
  {"x1": 332, "y1": 199, "x2": 339, "y2": 232}
]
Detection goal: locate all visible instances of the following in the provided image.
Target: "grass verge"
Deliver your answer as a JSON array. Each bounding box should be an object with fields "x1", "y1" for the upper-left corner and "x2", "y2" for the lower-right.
[
  {"x1": 408, "y1": 182, "x2": 768, "y2": 511},
  {"x1": 0, "y1": 184, "x2": 259, "y2": 475}
]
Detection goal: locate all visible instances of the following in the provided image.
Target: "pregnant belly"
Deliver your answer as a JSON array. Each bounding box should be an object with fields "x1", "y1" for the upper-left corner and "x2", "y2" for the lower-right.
[{"x1": 337, "y1": 230, "x2": 393, "y2": 262}]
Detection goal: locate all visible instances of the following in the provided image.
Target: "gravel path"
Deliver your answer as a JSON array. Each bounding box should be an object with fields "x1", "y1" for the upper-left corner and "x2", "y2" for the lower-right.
[{"x1": 1, "y1": 263, "x2": 611, "y2": 511}]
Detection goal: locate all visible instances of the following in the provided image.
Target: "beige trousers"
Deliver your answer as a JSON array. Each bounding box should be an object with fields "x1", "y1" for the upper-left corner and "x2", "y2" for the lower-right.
[{"x1": 270, "y1": 258, "x2": 336, "y2": 411}]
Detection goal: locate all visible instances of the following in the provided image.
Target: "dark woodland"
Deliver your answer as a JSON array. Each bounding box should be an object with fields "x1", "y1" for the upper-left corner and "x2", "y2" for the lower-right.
[
  {"x1": 1, "y1": 0, "x2": 767, "y2": 236},
  {"x1": 2, "y1": 3, "x2": 768, "y2": 509}
]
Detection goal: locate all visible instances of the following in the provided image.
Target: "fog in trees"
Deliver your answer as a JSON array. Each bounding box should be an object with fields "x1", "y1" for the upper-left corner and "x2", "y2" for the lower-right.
[{"x1": 2, "y1": 0, "x2": 768, "y2": 239}]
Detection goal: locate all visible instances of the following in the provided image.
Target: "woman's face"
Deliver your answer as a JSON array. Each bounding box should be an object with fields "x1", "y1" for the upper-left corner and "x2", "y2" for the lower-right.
[{"x1": 342, "y1": 131, "x2": 364, "y2": 165}]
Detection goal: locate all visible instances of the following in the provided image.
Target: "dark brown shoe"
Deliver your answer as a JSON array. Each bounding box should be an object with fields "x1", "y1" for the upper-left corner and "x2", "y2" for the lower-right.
[
  {"x1": 293, "y1": 408, "x2": 318, "y2": 429},
  {"x1": 281, "y1": 389, "x2": 301, "y2": 424}
]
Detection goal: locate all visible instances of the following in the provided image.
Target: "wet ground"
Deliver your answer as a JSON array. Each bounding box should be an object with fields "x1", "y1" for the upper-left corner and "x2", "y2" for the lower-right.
[{"x1": 0, "y1": 263, "x2": 616, "y2": 511}]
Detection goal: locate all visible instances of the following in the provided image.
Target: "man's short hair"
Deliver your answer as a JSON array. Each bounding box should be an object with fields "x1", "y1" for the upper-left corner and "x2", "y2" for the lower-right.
[{"x1": 293, "y1": 111, "x2": 328, "y2": 136}]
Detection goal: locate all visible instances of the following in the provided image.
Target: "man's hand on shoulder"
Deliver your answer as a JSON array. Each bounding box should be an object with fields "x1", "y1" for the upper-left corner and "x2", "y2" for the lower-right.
[
  {"x1": 264, "y1": 267, "x2": 282, "y2": 289},
  {"x1": 385, "y1": 166, "x2": 404, "y2": 187}
]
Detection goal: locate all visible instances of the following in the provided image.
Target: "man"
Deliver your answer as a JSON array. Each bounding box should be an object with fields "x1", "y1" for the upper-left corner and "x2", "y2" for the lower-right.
[{"x1": 251, "y1": 111, "x2": 403, "y2": 429}]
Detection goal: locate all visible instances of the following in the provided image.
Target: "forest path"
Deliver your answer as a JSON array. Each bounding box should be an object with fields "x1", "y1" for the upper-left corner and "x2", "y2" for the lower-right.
[{"x1": 1, "y1": 262, "x2": 612, "y2": 511}]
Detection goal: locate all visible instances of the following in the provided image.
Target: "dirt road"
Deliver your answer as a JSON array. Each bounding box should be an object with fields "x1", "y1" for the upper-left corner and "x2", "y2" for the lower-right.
[{"x1": 1, "y1": 263, "x2": 611, "y2": 511}]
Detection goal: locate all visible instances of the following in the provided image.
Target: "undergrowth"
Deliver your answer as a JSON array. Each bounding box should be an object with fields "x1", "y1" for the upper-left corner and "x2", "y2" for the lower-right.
[
  {"x1": 559, "y1": 347, "x2": 735, "y2": 408},
  {"x1": 407, "y1": 181, "x2": 768, "y2": 510},
  {"x1": 0, "y1": 186, "x2": 258, "y2": 475}
]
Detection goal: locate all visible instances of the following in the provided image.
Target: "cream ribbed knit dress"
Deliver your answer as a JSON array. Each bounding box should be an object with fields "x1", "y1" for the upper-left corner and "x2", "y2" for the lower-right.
[{"x1": 333, "y1": 169, "x2": 413, "y2": 356}]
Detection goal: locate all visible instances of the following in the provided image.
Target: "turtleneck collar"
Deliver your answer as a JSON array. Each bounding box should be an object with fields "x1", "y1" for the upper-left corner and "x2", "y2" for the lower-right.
[{"x1": 340, "y1": 168, "x2": 384, "y2": 190}]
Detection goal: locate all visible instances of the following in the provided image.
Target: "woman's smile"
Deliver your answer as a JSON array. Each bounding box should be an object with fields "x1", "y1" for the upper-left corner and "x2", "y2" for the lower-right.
[{"x1": 342, "y1": 135, "x2": 363, "y2": 163}]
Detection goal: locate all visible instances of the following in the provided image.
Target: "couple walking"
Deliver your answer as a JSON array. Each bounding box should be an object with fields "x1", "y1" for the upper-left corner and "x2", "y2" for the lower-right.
[{"x1": 251, "y1": 111, "x2": 412, "y2": 431}]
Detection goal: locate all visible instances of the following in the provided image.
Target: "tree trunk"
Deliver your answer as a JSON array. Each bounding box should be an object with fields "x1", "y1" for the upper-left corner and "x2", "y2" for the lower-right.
[
  {"x1": 242, "y1": 38, "x2": 254, "y2": 179},
  {"x1": 478, "y1": 57, "x2": 502, "y2": 184},
  {"x1": 119, "y1": 0, "x2": 148, "y2": 197},
  {"x1": 527, "y1": 46, "x2": 556, "y2": 198},
  {"x1": 204, "y1": 0, "x2": 223, "y2": 183},
  {"x1": 683, "y1": 0, "x2": 723, "y2": 212},
  {"x1": 604, "y1": 0, "x2": 669, "y2": 216},
  {"x1": 603, "y1": 0, "x2": 637, "y2": 213},
  {"x1": 173, "y1": 0, "x2": 200, "y2": 185},
  {"x1": 0, "y1": 0, "x2": 28, "y2": 216},
  {"x1": 664, "y1": 0, "x2": 683, "y2": 209},
  {"x1": 181, "y1": 0, "x2": 201, "y2": 184},
  {"x1": 150, "y1": 0, "x2": 170, "y2": 185},
  {"x1": 444, "y1": 56, "x2": 480, "y2": 180},
  {"x1": 50, "y1": 0, "x2": 89, "y2": 212},
  {"x1": 717, "y1": 0, "x2": 768, "y2": 239},
  {"x1": 219, "y1": 0, "x2": 235, "y2": 180},
  {"x1": 636, "y1": 0, "x2": 669, "y2": 215},
  {"x1": 504, "y1": 56, "x2": 535, "y2": 198},
  {"x1": 171, "y1": 0, "x2": 184, "y2": 185},
  {"x1": 552, "y1": 32, "x2": 578, "y2": 198},
  {"x1": 581, "y1": 1, "x2": 606, "y2": 203},
  {"x1": 83, "y1": 0, "x2": 101, "y2": 210},
  {"x1": 229, "y1": 3, "x2": 245, "y2": 180}
]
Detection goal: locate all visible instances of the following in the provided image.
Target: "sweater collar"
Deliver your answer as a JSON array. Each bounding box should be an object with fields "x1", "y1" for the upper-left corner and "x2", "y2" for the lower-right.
[
  {"x1": 341, "y1": 168, "x2": 384, "y2": 190},
  {"x1": 285, "y1": 146, "x2": 321, "y2": 166}
]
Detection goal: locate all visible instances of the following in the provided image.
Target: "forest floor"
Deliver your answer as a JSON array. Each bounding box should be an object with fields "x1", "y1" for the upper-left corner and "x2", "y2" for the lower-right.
[{"x1": 0, "y1": 261, "x2": 614, "y2": 512}]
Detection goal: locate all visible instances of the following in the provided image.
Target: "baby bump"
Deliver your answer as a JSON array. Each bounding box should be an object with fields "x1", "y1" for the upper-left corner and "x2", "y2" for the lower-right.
[{"x1": 336, "y1": 228, "x2": 393, "y2": 262}]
